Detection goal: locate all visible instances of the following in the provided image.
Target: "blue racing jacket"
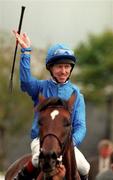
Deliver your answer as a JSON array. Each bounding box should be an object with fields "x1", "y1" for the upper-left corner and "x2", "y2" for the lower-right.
[{"x1": 20, "y1": 53, "x2": 86, "y2": 146}]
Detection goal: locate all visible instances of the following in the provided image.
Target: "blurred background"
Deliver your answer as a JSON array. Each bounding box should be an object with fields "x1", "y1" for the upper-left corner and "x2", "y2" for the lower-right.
[{"x1": 0, "y1": 0, "x2": 113, "y2": 179}]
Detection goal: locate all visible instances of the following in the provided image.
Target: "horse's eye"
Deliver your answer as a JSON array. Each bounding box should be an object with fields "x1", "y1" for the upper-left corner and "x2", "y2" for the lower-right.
[
  {"x1": 38, "y1": 119, "x2": 43, "y2": 126},
  {"x1": 63, "y1": 119, "x2": 71, "y2": 127}
]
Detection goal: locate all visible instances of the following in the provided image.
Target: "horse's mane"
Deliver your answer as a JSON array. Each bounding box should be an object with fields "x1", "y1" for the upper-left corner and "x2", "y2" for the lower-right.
[{"x1": 38, "y1": 97, "x2": 69, "y2": 112}]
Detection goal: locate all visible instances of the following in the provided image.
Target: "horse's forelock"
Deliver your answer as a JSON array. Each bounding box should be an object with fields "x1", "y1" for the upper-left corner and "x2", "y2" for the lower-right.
[{"x1": 38, "y1": 97, "x2": 68, "y2": 112}]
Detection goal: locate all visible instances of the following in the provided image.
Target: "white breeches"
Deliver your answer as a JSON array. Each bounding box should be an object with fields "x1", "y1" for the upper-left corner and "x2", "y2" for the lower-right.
[{"x1": 31, "y1": 138, "x2": 90, "y2": 176}]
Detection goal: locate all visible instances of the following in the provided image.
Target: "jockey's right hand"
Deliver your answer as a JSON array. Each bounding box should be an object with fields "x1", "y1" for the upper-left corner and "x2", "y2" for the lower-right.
[{"x1": 13, "y1": 30, "x2": 31, "y2": 48}]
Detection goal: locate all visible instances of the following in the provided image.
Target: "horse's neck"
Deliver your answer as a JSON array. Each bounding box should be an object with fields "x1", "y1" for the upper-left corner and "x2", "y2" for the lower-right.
[{"x1": 63, "y1": 140, "x2": 79, "y2": 180}]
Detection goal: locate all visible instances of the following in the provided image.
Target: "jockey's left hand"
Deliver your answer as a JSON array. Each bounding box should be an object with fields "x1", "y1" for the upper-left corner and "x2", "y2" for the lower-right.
[
  {"x1": 53, "y1": 164, "x2": 66, "y2": 180},
  {"x1": 13, "y1": 30, "x2": 31, "y2": 48}
]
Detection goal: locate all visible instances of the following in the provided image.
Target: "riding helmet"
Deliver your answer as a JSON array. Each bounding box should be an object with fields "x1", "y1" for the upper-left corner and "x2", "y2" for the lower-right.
[{"x1": 46, "y1": 43, "x2": 77, "y2": 70}]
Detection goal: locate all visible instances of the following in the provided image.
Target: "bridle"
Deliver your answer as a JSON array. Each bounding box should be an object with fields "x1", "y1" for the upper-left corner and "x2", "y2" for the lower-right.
[
  {"x1": 40, "y1": 131, "x2": 71, "y2": 158},
  {"x1": 37, "y1": 100, "x2": 75, "y2": 179},
  {"x1": 38, "y1": 105, "x2": 72, "y2": 161}
]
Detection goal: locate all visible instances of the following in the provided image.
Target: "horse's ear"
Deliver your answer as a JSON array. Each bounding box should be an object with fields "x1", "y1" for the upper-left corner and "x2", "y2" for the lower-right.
[
  {"x1": 67, "y1": 92, "x2": 76, "y2": 111},
  {"x1": 38, "y1": 94, "x2": 46, "y2": 104},
  {"x1": 34, "y1": 94, "x2": 46, "y2": 112}
]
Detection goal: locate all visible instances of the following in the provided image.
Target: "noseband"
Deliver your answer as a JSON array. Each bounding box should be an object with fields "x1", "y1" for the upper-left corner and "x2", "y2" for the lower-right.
[{"x1": 40, "y1": 130, "x2": 71, "y2": 159}]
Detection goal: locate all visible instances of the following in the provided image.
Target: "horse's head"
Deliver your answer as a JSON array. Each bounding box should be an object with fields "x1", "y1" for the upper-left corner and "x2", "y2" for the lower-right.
[{"x1": 36, "y1": 92, "x2": 76, "y2": 176}]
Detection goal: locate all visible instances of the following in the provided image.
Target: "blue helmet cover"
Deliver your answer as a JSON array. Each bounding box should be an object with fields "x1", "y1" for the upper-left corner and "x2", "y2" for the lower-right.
[{"x1": 46, "y1": 43, "x2": 76, "y2": 66}]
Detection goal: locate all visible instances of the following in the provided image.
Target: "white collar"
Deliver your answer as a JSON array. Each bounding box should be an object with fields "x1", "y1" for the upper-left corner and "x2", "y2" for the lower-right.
[{"x1": 51, "y1": 78, "x2": 69, "y2": 85}]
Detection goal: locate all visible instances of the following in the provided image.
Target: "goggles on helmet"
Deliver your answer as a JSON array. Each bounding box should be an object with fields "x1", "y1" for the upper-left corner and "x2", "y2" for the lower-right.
[{"x1": 46, "y1": 44, "x2": 76, "y2": 70}]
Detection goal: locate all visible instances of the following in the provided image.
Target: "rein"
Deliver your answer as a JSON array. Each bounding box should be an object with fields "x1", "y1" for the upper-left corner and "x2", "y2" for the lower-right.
[{"x1": 40, "y1": 128, "x2": 72, "y2": 160}]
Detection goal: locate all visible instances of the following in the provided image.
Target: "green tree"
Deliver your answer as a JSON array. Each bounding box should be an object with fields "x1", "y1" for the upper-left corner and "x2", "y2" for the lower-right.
[
  {"x1": 71, "y1": 30, "x2": 113, "y2": 139},
  {"x1": 0, "y1": 31, "x2": 32, "y2": 133},
  {"x1": 72, "y1": 30, "x2": 113, "y2": 103}
]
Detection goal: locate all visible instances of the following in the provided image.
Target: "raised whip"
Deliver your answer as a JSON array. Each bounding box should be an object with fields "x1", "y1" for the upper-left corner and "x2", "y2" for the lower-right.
[{"x1": 9, "y1": 6, "x2": 26, "y2": 92}]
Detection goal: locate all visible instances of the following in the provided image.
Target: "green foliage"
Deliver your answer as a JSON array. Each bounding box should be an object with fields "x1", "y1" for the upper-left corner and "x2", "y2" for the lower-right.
[
  {"x1": 0, "y1": 31, "x2": 33, "y2": 136},
  {"x1": 73, "y1": 30, "x2": 113, "y2": 102}
]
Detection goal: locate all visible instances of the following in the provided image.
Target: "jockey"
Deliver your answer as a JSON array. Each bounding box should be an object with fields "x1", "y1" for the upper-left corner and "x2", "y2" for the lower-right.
[{"x1": 13, "y1": 31, "x2": 90, "y2": 180}]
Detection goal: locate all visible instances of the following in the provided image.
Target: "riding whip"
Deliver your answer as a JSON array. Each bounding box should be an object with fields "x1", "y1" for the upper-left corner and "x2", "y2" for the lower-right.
[{"x1": 9, "y1": 6, "x2": 26, "y2": 92}]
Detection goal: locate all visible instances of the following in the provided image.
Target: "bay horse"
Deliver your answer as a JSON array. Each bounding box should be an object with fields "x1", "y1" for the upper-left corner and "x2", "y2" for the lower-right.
[{"x1": 5, "y1": 92, "x2": 80, "y2": 180}]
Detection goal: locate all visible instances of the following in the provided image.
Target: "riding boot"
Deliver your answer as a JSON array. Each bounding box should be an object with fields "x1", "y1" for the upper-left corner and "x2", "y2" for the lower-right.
[
  {"x1": 14, "y1": 166, "x2": 38, "y2": 180},
  {"x1": 80, "y1": 174, "x2": 88, "y2": 180}
]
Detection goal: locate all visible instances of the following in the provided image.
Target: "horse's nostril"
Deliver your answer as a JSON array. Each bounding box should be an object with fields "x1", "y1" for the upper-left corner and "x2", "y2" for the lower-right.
[
  {"x1": 39, "y1": 151, "x2": 44, "y2": 159},
  {"x1": 51, "y1": 152, "x2": 57, "y2": 160},
  {"x1": 39, "y1": 151, "x2": 58, "y2": 173},
  {"x1": 39, "y1": 151, "x2": 57, "y2": 160}
]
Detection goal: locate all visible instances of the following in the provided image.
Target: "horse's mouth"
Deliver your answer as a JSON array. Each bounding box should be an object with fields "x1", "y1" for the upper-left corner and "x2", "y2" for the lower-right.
[
  {"x1": 43, "y1": 167, "x2": 57, "y2": 177},
  {"x1": 39, "y1": 161, "x2": 57, "y2": 177},
  {"x1": 42, "y1": 163, "x2": 56, "y2": 172},
  {"x1": 39, "y1": 152, "x2": 62, "y2": 177}
]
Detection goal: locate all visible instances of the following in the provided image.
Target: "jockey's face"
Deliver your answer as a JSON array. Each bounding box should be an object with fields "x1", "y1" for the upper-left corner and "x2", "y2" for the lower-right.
[{"x1": 50, "y1": 63, "x2": 72, "y2": 83}]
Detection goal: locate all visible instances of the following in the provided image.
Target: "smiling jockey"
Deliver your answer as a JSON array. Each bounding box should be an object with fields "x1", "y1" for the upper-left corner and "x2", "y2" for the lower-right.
[{"x1": 13, "y1": 31, "x2": 90, "y2": 180}]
